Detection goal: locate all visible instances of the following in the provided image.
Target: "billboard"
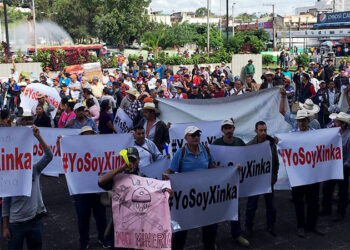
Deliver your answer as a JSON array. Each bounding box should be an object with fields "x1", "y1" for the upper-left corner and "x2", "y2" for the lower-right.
[{"x1": 317, "y1": 11, "x2": 350, "y2": 24}]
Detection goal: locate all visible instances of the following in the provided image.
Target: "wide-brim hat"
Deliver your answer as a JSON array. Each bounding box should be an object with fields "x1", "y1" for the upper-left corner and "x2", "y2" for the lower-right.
[
  {"x1": 174, "y1": 82, "x2": 184, "y2": 89},
  {"x1": 141, "y1": 102, "x2": 157, "y2": 111},
  {"x1": 299, "y1": 99, "x2": 320, "y2": 114},
  {"x1": 294, "y1": 109, "x2": 312, "y2": 120},
  {"x1": 329, "y1": 112, "x2": 350, "y2": 124},
  {"x1": 264, "y1": 71, "x2": 275, "y2": 76},
  {"x1": 126, "y1": 88, "x2": 140, "y2": 97},
  {"x1": 213, "y1": 79, "x2": 221, "y2": 89},
  {"x1": 79, "y1": 126, "x2": 97, "y2": 135}
]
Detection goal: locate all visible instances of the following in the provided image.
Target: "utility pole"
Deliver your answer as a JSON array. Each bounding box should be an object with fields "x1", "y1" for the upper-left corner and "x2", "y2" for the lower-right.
[
  {"x1": 207, "y1": 0, "x2": 210, "y2": 55},
  {"x1": 232, "y1": 2, "x2": 236, "y2": 37},
  {"x1": 305, "y1": 17, "x2": 309, "y2": 53},
  {"x1": 32, "y1": 0, "x2": 37, "y2": 55},
  {"x1": 3, "y1": 0, "x2": 10, "y2": 54},
  {"x1": 333, "y1": 0, "x2": 336, "y2": 12},
  {"x1": 289, "y1": 21, "x2": 292, "y2": 51},
  {"x1": 263, "y1": 3, "x2": 276, "y2": 50},
  {"x1": 226, "y1": 0, "x2": 229, "y2": 41},
  {"x1": 219, "y1": 0, "x2": 222, "y2": 37}
]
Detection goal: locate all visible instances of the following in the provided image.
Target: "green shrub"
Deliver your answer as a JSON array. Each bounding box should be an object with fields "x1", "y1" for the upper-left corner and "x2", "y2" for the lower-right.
[
  {"x1": 295, "y1": 54, "x2": 310, "y2": 67},
  {"x1": 262, "y1": 54, "x2": 274, "y2": 65}
]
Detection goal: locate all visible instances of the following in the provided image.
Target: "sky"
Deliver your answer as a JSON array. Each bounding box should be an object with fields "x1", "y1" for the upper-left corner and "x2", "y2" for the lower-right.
[{"x1": 149, "y1": 0, "x2": 316, "y2": 16}]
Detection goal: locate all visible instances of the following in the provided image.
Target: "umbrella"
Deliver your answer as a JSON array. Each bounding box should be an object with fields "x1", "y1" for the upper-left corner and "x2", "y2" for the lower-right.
[{"x1": 321, "y1": 41, "x2": 342, "y2": 47}]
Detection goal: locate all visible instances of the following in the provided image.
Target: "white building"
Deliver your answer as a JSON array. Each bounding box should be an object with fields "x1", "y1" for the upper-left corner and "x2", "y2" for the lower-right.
[{"x1": 296, "y1": 0, "x2": 350, "y2": 15}]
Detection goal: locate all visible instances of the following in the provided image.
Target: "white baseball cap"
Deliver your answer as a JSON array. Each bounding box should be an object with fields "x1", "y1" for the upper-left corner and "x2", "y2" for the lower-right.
[
  {"x1": 221, "y1": 118, "x2": 235, "y2": 127},
  {"x1": 184, "y1": 126, "x2": 201, "y2": 137},
  {"x1": 74, "y1": 103, "x2": 85, "y2": 111}
]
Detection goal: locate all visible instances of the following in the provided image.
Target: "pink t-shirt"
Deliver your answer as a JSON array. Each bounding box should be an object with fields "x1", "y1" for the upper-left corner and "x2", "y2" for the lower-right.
[{"x1": 58, "y1": 111, "x2": 76, "y2": 128}]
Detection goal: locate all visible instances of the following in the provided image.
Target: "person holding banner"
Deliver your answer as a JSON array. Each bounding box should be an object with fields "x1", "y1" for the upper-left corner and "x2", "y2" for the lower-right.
[
  {"x1": 245, "y1": 121, "x2": 279, "y2": 237},
  {"x1": 321, "y1": 112, "x2": 350, "y2": 221},
  {"x1": 2, "y1": 126, "x2": 53, "y2": 250},
  {"x1": 163, "y1": 126, "x2": 218, "y2": 250},
  {"x1": 280, "y1": 89, "x2": 321, "y2": 130},
  {"x1": 211, "y1": 118, "x2": 250, "y2": 247},
  {"x1": 65, "y1": 103, "x2": 97, "y2": 132},
  {"x1": 286, "y1": 109, "x2": 325, "y2": 237}
]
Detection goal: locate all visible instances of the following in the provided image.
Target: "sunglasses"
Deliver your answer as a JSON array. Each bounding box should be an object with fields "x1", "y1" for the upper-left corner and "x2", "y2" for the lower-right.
[{"x1": 190, "y1": 131, "x2": 201, "y2": 138}]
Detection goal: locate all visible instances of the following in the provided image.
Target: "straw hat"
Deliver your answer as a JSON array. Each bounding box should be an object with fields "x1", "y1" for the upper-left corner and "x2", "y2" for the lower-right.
[
  {"x1": 299, "y1": 99, "x2": 320, "y2": 114},
  {"x1": 294, "y1": 110, "x2": 312, "y2": 120},
  {"x1": 329, "y1": 112, "x2": 350, "y2": 124},
  {"x1": 126, "y1": 88, "x2": 140, "y2": 97},
  {"x1": 264, "y1": 71, "x2": 275, "y2": 76},
  {"x1": 79, "y1": 126, "x2": 97, "y2": 135}
]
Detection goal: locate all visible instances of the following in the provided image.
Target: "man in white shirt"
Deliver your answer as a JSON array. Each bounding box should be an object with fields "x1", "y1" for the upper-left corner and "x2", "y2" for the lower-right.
[{"x1": 69, "y1": 74, "x2": 82, "y2": 101}]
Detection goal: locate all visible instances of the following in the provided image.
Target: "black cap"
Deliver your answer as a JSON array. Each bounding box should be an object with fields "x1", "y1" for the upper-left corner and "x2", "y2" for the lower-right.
[{"x1": 127, "y1": 147, "x2": 139, "y2": 159}]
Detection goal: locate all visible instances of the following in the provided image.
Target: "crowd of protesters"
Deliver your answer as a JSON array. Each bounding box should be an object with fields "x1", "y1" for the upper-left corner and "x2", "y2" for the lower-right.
[{"x1": 0, "y1": 53, "x2": 350, "y2": 250}]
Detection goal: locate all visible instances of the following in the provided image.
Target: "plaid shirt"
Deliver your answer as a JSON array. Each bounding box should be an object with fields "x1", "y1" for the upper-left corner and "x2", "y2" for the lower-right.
[{"x1": 125, "y1": 100, "x2": 142, "y2": 121}]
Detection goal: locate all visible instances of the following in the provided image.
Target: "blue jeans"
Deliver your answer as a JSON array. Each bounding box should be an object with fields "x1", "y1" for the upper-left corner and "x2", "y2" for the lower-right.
[
  {"x1": 245, "y1": 191, "x2": 276, "y2": 230},
  {"x1": 73, "y1": 193, "x2": 107, "y2": 249},
  {"x1": 8, "y1": 218, "x2": 43, "y2": 250}
]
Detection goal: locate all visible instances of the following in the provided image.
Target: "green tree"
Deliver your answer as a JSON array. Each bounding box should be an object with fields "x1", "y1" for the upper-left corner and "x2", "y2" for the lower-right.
[
  {"x1": 236, "y1": 13, "x2": 255, "y2": 22},
  {"x1": 93, "y1": 0, "x2": 151, "y2": 47},
  {"x1": 142, "y1": 30, "x2": 165, "y2": 57},
  {"x1": 195, "y1": 7, "x2": 214, "y2": 17}
]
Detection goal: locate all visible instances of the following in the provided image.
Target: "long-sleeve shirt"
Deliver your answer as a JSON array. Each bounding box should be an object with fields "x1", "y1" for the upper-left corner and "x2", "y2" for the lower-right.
[
  {"x1": 342, "y1": 129, "x2": 350, "y2": 168},
  {"x1": 2, "y1": 149, "x2": 53, "y2": 223}
]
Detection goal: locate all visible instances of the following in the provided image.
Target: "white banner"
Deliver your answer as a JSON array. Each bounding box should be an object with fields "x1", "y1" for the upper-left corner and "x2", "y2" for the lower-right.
[
  {"x1": 338, "y1": 89, "x2": 350, "y2": 113},
  {"x1": 158, "y1": 87, "x2": 292, "y2": 142},
  {"x1": 276, "y1": 128, "x2": 343, "y2": 187},
  {"x1": 210, "y1": 142, "x2": 272, "y2": 197},
  {"x1": 32, "y1": 128, "x2": 80, "y2": 175},
  {"x1": 60, "y1": 133, "x2": 134, "y2": 195},
  {"x1": 169, "y1": 167, "x2": 239, "y2": 232},
  {"x1": 140, "y1": 158, "x2": 171, "y2": 180},
  {"x1": 113, "y1": 108, "x2": 134, "y2": 134},
  {"x1": 0, "y1": 127, "x2": 33, "y2": 197},
  {"x1": 20, "y1": 83, "x2": 61, "y2": 118},
  {"x1": 169, "y1": 120, "x2": 222, "y2": 155}
]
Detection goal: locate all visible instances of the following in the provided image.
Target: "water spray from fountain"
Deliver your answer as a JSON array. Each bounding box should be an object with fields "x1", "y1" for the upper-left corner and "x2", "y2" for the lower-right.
[{"x1": 8, "y1": 19, "x2": 74, "y2": 52}]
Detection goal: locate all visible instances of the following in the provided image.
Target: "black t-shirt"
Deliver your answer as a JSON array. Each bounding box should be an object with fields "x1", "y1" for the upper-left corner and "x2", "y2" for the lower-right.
[{"x1": 188, "y1": 93, "x2": 203, "y2": 99}]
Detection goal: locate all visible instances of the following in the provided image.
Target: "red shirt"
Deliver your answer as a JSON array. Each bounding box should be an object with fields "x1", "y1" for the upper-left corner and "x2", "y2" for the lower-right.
[{"x1": 212, "y1": 90, "x2": 225, "y2": 98}]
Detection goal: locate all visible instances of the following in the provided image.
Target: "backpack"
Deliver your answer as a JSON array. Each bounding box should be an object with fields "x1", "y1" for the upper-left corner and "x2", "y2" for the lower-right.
[{"x1": 178, "y1": 144, "x2": 212, "y2": 173}]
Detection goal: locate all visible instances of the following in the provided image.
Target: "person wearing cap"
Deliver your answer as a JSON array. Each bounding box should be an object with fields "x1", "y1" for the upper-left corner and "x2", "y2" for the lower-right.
[
  {"x1": 211, "y1": 118, "x2": 250, "y2": 247},
  {"x1": 65, "y1": 103, "x2": 98, "y2": 131},
  {"x1": 283, "y1": 77, "x2": 295, "y2": 108},
  {"x1": 188, "y1": 84, "x2": 202, "y2": 99},
  {"x1": 212, "y1": 79, "x2": 225, "y2": 98},
  {"x1": 173, "y1": 82, "x2": 188, "y2": 99},
  {"x1": 163, "y1": 126, "x2": 218, "y2": 249},
  {"x1": 2, "y1": 126, "x2": 53, "y2": 250},
  {"x1": 135, "y1": 102, "x2": 169, "y2": 152},
  {"x1": 163, "y1": 64, "x2": 173, "y2": 76},
  {"x1": 298, "y1": 73, "x2": 316, "y2": 103},
  {"x1": 260, "y1": 71, "x2": 276, "y2": 90},
  {"x1": 245, "y1": 121, "x2": 279, "y2": 237},
  {"x1": 43, "y1": 66, "x2": 53, "y2": 79},
  {"x1": 244, "y1": 59, "x2": 255, "y2": 78},
  {"x1": 280, "y1": 89, "x2": 321, "y2": 130},
  {"x1": 132, "y1": 125, "x2": 164, "y2": 169},
  {"x1": 324, "y1": 59, "x2": 335, "y2": 84},
  {"x1": 321, "y1": 112, "x2": 350, "y2": 221},
  {"x1": 280, "y1": 109, "x2": 324, "y2": 237},
  {"x1": 120, "y1": 88, "x2": 140, "y2": 110},
  {"x1": 52, "y1": 77, "x2": 60, "y2": 93},
  {"x1": 90, "y1": 76, "x2": 104, "y2": 99}
]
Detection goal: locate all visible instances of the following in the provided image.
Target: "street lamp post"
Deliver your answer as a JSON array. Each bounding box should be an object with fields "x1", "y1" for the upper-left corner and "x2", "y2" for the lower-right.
[
  {"x1": 207, "y1": 0, "x2": 210, "y2": 55},
  {"x1": 232, "y1": 2, "x2": 236, "y2": 37},
  {"x1": 263, "y1": 3, "x2": 276, "y2": 50},
  {"x1": 3, "y1": 0, "x2": 10, "y2": 54},
  {"x1": 32, "y1": 0, "x2": 37, "y2": 55}
]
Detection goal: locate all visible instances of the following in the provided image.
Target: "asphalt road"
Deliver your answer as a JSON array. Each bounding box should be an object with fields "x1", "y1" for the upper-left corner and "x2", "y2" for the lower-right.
[{"x1": 1, "y1": 175, "x2": 350, "y2": 249}]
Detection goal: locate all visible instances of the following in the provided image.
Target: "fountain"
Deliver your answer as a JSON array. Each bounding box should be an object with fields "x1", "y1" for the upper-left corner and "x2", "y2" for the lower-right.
[{"x1": 8, "y1": 19, "x2": 74, "y2": 52}]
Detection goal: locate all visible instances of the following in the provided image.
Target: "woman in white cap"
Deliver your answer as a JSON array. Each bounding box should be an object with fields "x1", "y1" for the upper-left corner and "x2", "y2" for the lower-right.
[{"x1": 321, "y1": 112, "x2": 350, "y2": 221}]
